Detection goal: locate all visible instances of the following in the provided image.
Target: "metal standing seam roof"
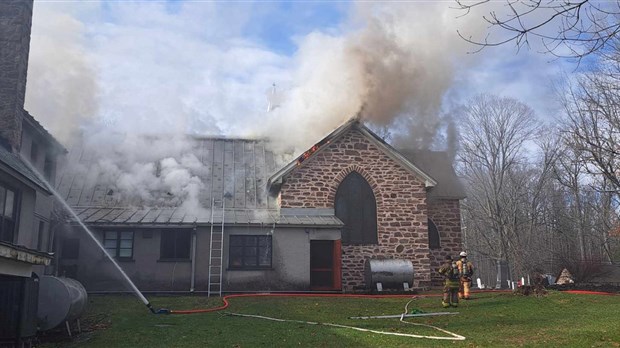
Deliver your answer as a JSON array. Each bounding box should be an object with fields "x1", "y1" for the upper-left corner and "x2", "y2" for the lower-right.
[
  {"x1": 57, "y1": 138, "x2": 280, "y2": 210},
  {"x1": 59, "y1": 137, "x2": 343, "y2": 227},
  {"x1": 397, "y1": 150, "x2": 467, "y2": 200},
  {"x1": 72, "y1": 207, "x2": 343, "y2": 227}
]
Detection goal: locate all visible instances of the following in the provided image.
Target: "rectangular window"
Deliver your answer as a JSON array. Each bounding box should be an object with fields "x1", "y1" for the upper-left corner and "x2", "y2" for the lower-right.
[
  {"x1": 0, "y1": 184, "x2": 18, "y2": 243},
  {"x1": 61, "y1": 238, "x2": 80, "y2": 259},
  {"x1": 229, "y1": 235, "x2": 272, "y2": 269},
  {"x1": 30, "y1": 142, "x2": 38, "y2": 162},
  {"x1": 103, "y1": 231, "x2": 134, "y2": 259},
  {"x1": 37, "y1": 221, "x2": 46, "y2": 251},
  {"x1": 160, "y1": 230, "x2": 191, "y2": 260},
  {"x1": 44, "y1": 155, "x2": 55, "y2": 181}
]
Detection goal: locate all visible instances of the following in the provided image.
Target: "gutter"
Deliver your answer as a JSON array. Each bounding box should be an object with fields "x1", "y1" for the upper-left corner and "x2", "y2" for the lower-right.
[
  {"x1": 0, "y1": 241, "x2": 53, "y2": 265},
  {"x1": 190, "y1": 225, "x2": 197, "y2": 292}
]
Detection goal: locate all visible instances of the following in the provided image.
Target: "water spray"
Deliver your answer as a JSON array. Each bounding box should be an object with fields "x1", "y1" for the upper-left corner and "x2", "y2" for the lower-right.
[{"x1": 21, "y1": 155, "x2": 168, "y2": 314}]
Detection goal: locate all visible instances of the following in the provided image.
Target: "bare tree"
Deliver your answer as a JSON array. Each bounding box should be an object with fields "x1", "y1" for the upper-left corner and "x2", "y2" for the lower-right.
[
  {"x1": 459, "y1": 94, "x2": 543, "y2": 286},
  {"x1": 559, "y1": 44, "x2": 620, "y2": 192},
  {"x1": 455, "y1": 0, "x2": 620, "y2": 61}
]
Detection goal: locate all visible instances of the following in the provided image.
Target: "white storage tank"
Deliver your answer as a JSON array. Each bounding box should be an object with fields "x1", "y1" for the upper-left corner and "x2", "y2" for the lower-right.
[
  {"x1": 364, "y1": 259, "x2": 415, "y2": 290},
  {"x1": 37, "y1": 276, "x2": 87, "y2": 331}
]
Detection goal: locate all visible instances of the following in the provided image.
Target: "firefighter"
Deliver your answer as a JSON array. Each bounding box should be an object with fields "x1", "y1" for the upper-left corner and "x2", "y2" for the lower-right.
[
  {"x1": 438, "y1": 255, "x2": 460, "y2": 308},
  {"x1": 456, "y1": 251, "x2": 474, "y2": 300}
]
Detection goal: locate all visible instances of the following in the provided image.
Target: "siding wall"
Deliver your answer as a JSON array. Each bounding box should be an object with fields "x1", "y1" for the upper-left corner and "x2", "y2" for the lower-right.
[{"x1": 58, "y1": 224, "x2": 339, "y2": 292}]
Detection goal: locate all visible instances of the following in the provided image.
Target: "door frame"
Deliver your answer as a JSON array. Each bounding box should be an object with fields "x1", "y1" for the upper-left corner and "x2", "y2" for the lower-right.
[{"x1": 309, "y1": 240, "x2": 341, "y2": 290}]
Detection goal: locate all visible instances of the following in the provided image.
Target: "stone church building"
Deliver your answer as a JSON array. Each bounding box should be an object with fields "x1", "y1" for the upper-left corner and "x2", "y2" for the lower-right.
[{"x1": 56, "y1": 119, "x2": 465, "y2": 292}]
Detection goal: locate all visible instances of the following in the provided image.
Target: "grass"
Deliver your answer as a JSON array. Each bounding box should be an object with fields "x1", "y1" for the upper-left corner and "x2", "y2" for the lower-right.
[{"x1": 40, "y1": 291, "x2": 620, "y2": 348}]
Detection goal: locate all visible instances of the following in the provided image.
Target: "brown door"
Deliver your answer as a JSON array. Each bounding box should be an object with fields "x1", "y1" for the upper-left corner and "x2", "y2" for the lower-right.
[{"x1": 310, "y1": 240, "x2": 341, "y2": 290}]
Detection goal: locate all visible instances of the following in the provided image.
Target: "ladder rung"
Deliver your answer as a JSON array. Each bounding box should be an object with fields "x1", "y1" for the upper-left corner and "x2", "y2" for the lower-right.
[{"x1": 208, "y1": 208, "x2": 224, "y2": 296}]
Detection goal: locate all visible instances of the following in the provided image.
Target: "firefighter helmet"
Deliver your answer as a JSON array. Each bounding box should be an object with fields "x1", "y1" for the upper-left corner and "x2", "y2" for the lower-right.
[{"x1": 459, "y1": 251, "x2": 467, "y2": 257}]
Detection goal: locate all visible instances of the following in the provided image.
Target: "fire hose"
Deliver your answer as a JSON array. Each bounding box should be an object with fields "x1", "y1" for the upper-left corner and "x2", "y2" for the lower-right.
[{"x1": 150, "y1": 292, "x2": 489, "y2": 341}]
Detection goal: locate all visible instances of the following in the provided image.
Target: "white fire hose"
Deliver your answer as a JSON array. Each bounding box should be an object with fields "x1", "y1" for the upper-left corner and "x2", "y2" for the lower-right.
[{"x1": 225, "y1": 297, "x2": 465, "y2": 341}]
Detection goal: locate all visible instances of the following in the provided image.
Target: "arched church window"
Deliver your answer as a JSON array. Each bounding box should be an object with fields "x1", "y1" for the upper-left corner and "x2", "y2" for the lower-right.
[
  {"x1": 335, "y1": 172, "x2": 378, "y2": 244},
  {"x1": 428, "y1": 218, "x2": 440, "y2": 249}
]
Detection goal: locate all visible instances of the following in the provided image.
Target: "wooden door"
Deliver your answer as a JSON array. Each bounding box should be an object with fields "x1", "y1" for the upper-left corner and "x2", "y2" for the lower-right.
[{"x1": 310, "y1": 240, "x2": 341, "y2": 290}]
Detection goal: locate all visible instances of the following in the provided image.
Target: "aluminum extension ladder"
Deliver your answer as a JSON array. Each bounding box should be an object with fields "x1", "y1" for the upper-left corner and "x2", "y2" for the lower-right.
[{"x1": 207, "y1": 197, "x2": 225, "y2": 297}]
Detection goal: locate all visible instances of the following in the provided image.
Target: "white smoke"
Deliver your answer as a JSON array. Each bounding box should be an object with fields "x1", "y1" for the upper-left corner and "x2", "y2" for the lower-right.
[
  {"x1": 248, "y1": 3, "x2": 488, "y2": 153},
  {"x1": 28, "y1": 1, "x2": 562, "y2": 211},
  {"x1": 25, "y1": 3, "x2": 98, "y2": 143},
  {"x1": 62, "y1": 135, "x2": 210, "y2": 217}
]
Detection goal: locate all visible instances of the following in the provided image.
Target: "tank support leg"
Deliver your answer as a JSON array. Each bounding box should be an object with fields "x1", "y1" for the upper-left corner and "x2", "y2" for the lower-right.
[{"x1": 65, "y1": 321, "x2": 72, "y2": 337}]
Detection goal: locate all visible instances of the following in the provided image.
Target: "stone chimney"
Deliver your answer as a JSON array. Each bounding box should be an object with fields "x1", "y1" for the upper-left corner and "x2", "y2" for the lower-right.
[{"x1": 0, "y1": 0, "x2": 34, "y2": 153}]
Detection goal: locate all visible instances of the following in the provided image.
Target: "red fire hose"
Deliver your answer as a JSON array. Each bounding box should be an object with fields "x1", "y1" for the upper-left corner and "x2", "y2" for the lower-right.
[{"x1": 167, "y1": 290, "x2": 511, "y2": 315}]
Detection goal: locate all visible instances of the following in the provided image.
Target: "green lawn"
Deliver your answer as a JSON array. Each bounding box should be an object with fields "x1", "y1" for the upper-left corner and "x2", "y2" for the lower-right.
[{"x1": 40, "y1": 291, "x2": 620, "y2": 348}]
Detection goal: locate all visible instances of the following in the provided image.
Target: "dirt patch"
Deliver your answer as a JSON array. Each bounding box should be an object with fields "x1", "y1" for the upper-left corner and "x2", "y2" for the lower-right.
[
  {"x1": 513, "y1": 285, "x2": 548, "y2": 297},
  {"x1": 37, "y1": 313, "x2": 111, "y2": 346},
  {"x1": 548, "y1": 284, "x2": 620, "y2": 293}
]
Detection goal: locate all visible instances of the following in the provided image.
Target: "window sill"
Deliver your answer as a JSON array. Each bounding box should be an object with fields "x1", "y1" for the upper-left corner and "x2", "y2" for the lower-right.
[
  {"x1": 116, "y1": 258, "x2": 135, "y2": 262},
  {"x1": 227, "y1": 267, "x2": 273, "y2": 271},
  {"x1": 343, "y1": 242, "x2": 379, "y2": 246},
  {"x1": 157, "y1": 259, "x2": 191, "y2": 263}
]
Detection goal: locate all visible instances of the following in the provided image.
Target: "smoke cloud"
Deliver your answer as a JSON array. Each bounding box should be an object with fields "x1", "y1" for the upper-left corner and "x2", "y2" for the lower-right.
[
  {"x1": 26, "y1": 1, "x2": 561, "y2": 210},
  {"x1": 253, "y1": 3, "x2": 486, "y2": 152},
  {"x1": 25, "y1": 4, "x2": 98, "y2": 143}
]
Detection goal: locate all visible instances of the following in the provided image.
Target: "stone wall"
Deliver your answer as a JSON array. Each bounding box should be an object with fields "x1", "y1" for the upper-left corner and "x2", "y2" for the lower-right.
[
  {"x1": 428, "y1": 199, "x2": 463, "y2": 284},
  {"x1": 0, "y1": 0, "x2": 33, "y2": 152},
  {"x1": 279, "y1": 128, "x2": 432, "y2": 289}
]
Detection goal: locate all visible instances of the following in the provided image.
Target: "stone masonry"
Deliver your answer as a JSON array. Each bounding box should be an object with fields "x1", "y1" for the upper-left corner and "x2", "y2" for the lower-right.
[
  {"x1": 0, "y1": 0, "x2": 33, "y2": 152},
  {"x1": 428, "y1": 199, "x2": 463, "y2": 285},
  {"x1": 279, "y1": 127, "x2": 432, "y2": 289}
]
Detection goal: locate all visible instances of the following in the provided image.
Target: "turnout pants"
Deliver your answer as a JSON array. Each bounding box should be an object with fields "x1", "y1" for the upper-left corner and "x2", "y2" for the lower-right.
[
  {"x1": 459, "y1": 277, "x2": 472, "y2": 299},
  {"x1": 442, "y1": 280, "x2": 460, "y2": 308}
]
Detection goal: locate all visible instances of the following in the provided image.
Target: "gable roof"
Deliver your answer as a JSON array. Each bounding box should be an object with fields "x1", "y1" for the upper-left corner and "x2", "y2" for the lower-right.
[
  {"x1": 268, "y1": 118, "x2": 437, "y2": 188},
  {"x1": 23, "y1": 110, "x2": 66, "y2": 153},
  {"x1": 397, "y1": 150, "x2": 466, "y2": 200},
  {"x1": 0, "y1": 145, "x2": 51, "y2": 194}
]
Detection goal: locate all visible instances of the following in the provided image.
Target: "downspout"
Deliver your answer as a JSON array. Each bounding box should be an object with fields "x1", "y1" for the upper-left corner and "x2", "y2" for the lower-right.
[{"x1": 190, "y1": 224, "x2": 197, "y2": 292}]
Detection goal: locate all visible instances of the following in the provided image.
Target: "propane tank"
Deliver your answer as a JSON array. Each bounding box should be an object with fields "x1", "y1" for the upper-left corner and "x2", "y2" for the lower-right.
[{"x1": 37, "y1": 276, "x2": 87, "y2": 331}]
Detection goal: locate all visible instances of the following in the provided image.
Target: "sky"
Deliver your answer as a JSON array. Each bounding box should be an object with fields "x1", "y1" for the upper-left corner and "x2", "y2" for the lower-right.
[{"x1": 24, "y1": 0, "x2": 572, "y2": 155}]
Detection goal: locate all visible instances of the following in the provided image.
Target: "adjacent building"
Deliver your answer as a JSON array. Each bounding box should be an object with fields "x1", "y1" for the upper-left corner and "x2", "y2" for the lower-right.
[{"x1": 0, "y1": 0, "x2": 66, "y2": 344}]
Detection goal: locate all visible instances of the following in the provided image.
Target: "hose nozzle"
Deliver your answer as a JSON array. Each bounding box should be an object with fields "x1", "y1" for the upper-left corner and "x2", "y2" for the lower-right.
[{"x1": 146, "y1": 303, "x2": 170, "y2": 315}]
